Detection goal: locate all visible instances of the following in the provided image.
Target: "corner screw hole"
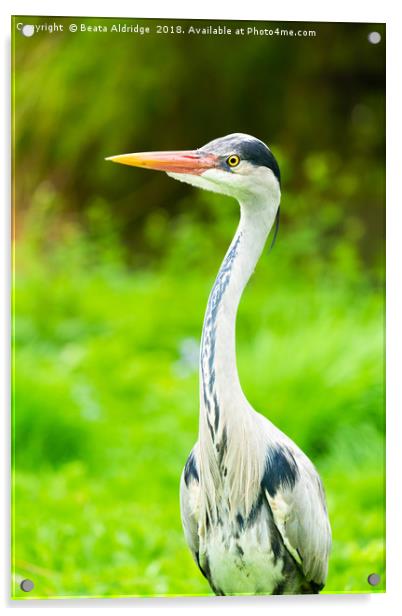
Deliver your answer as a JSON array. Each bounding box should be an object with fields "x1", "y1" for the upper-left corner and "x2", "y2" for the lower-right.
[
  {"x1": 20, "y1": 579, "x2": 34, "y2": 592},
  {"x1": 21, "y1": 25, "x2": 35, "y2": 37},
  {"x1": 367, "y1": 573, "x2": 380, "y2": 586},
  {"x1": 368, "y1": 32, "x2": 381, "y2": 44}
]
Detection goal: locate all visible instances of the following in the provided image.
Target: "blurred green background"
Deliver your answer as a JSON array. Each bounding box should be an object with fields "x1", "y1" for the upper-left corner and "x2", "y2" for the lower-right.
[{"x1": 12, "y1": 17, "x2": 385, "y2": 598}]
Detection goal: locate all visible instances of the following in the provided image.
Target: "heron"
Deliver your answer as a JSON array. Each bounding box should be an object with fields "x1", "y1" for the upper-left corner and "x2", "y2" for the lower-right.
[{"x1": 106, "y1": 133, "x2": 331, "y2": 596}]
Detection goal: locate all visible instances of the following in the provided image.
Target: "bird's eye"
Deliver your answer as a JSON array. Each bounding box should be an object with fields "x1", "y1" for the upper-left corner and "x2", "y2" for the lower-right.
[{"x1": 227, "y1": 154, "x2": 240, "y2": 168}]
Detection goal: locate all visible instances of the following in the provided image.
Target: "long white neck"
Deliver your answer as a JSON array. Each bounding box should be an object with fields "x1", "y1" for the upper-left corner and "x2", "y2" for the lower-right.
[
  {"x1": 197, "y1": 192, "x2": 280, "y2": 523},
  {"x1": 199, "y1": 194, "x2": 280, "y2": 449}
]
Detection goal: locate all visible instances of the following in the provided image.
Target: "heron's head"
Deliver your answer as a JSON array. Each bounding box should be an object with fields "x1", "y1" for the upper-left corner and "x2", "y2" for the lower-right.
[{"x1": 106, "y1": 133, "x2": 281, "y2": 206}]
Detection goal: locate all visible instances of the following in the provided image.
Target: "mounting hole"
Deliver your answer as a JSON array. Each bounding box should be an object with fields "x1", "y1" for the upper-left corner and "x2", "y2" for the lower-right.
[
  {"x1": 21, "y1": 24, "x2": 35, "y2": 37},
  {"x1": 367, "y1": 573, "x2": 381, "y2": 586},
  {"x1": 20, "y1": 578, "x2": 34, "y2": 592},
  {"x1": 368, "y1": 31, "x2": 381, "y2": 44}
]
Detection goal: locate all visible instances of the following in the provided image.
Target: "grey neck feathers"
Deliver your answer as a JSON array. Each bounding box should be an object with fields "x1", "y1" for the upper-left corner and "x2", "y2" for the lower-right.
[
  {"x1": 197, "y1": 198, "x2": 279, "y2": 523},
  {"x1": 199, "y1": 201, "x2": 278, "y2": 448}
]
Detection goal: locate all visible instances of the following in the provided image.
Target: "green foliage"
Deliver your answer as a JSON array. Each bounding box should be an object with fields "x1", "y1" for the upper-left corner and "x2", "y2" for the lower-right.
[
  {"x1": 13, "y1": 18, "x2": 385, "y2": 268},
  {"x1": 12, "y1": 205, "x2": 384, "y2": 597}
]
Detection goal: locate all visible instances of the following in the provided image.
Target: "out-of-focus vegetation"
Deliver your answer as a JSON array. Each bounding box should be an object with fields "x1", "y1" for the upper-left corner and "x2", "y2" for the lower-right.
[{"x1": 12, "y1": 17, "x2": 385, "y2": 598}]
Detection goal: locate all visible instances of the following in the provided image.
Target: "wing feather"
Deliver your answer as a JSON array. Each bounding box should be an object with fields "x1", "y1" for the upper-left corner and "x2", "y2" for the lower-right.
[
  {"x1": 263, "y1": 443, "x2": 331, "y2": 585},
  {"x1": 180, "y1": 444, "x2": 201, "y2": 566}
]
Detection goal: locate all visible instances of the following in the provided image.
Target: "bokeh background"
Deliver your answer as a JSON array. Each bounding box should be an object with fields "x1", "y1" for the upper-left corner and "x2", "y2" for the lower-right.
[{"x1": 12, "y1": 16, "x2": 385, "y2": 598}]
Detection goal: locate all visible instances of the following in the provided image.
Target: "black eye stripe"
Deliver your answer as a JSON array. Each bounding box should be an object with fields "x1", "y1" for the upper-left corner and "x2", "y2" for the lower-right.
[
  {"x1": 238, "y1": 141, "x2": 280, "y2": 183},
  {"x1": 200, "y1": 134, "x2": 281, "y2": 184}
]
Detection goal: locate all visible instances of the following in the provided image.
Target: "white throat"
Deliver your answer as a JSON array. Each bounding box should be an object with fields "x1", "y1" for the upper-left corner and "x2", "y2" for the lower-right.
[
  {"x1": 197, "y1": 190, "x2": 280, "y2": 521},
  {"x1": 199, "y1": 196, "x2": 279, "y2": 433}
]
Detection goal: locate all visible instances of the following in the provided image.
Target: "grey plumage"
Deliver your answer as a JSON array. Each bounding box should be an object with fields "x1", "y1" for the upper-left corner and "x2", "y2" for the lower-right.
[
  {"x1": 178, "y1": 134, "x2": 331, "y2": 596},
  {"x1": 107, "y1": 133, "x2": 331, "y2": 596},
  {"x1": 180, "y1": 425, "x2": 331, "y2": 595}
]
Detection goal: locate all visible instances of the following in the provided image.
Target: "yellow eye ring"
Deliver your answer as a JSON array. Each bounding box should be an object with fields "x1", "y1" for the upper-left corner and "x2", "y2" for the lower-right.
[{"x1": 227, "y1": 154, "x2": 240, "y2": 168}]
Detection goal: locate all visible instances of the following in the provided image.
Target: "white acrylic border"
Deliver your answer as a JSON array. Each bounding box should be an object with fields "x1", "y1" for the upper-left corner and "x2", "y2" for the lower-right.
[{"x1": 1, "y1": 1, "x2": 401, "y2": 614}]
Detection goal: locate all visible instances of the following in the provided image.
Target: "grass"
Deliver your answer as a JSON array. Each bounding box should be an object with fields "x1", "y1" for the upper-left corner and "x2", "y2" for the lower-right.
[{"x1": 12, "y1": 212, "x2": 385, "y2": 598}]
